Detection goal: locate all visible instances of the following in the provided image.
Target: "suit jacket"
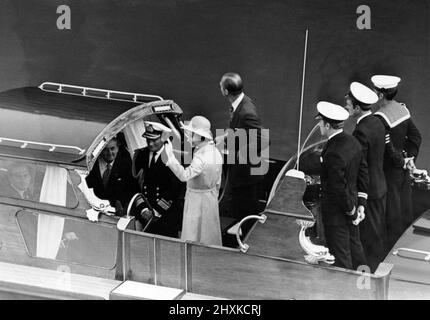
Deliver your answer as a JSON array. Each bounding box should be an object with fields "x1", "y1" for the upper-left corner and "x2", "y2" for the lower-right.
[
  {"x1": 320, "y1": 132, "x2": 369, "y2": 226},
  {"x1": 133, "y1": 147, "x2": 185, "y2": 236},
  {"x1": 228, "y1": 94, "x2": 265, "y2": 187},
  {"x1": 353, "y1": 115, "x2": 387, "y2": 200},
  {"x1": 86, "y1": 152, "x2": 138, "y2": 212}
]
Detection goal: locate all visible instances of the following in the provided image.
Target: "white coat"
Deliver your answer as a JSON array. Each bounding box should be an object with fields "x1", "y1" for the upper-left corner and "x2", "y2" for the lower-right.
[{"x1": 166, "y1": 141, "x2": 223, "y2": 246}]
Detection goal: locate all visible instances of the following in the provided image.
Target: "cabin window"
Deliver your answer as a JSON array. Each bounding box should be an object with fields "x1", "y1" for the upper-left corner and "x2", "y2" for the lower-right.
[
  {"x1": 16, "y1": 210, "x2": 118, "y2": 269},
  {"x1": 0, "y1": 158, "x2": 78, "y2": 208}
]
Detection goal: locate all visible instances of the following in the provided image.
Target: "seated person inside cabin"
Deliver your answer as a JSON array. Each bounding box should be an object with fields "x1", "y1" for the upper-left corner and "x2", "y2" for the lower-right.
[
  {"x1": 86, "y1": 136, "x2": 138, "y2": 215},
  {"x1": 132, "y1": 121, "x2": 185, "y2": 238},
  {"x1": 2, "y1": 162, "x2": 37, "y2": 200}
]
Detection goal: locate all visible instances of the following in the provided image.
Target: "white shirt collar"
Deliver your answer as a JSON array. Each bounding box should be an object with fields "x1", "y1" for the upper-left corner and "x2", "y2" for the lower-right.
[
  {"x1": 231, "y1": 92, "x2": 245, "y2": 112},
  {"x1": 357, "y1": 111, "x2": 372, "y2": 124},
  {"x1": 328, "y1": 129, "x2": 343, "y2": 140}
]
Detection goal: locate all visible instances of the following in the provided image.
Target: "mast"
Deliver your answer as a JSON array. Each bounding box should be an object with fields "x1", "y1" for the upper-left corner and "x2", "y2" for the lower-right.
[{"x1": 296, "y1": 29, "x2": 309, "y2": 171}]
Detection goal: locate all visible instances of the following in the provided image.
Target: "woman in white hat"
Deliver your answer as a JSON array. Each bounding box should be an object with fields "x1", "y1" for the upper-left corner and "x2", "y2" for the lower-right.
[{"x1": 164, "y1": 116, "x2": 223, "y2": 246}]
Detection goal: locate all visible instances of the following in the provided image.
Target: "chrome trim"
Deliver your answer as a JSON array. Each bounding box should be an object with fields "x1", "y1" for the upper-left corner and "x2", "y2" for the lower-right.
[
  {"x1": 39, "y1": 82, "x2": 163, "y2": 102},
  {"x1": 0, "y1": 137, "x2": 85, "y2": 155},
  {"x1": 392, "y1": 247, "x2": 430, "y2": 262},
  {"x1": 236, "y1": 214, "x2": 267, "y2": 253}
]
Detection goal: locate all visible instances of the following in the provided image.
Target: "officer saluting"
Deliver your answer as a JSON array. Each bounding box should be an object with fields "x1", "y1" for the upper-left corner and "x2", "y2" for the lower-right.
[
  {"x1": 132, "y1": 121, "x2": 185, "y2": 237},
  {"x1": 371, "y1": 75, "x2": 422, "y2": 250},
  {"x1": 317, "y1": 101, "x2": 368, "y2": 270},
  {"x1": 344, "y1": 82, "x2": 386, "y2": 272}
]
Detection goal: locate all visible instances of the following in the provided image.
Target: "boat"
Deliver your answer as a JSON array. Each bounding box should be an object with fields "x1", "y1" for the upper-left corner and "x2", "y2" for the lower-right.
[{"x1": 0, "y1": 82, "x2": 428, "y2": 300}]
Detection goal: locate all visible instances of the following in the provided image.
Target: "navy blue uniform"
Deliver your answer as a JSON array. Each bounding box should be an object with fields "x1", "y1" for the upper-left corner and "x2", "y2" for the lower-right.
[
  {"x1": 133, "y1": 147, "x2": 185, "y2": 237},
  {"x1": 353, "y1": 114, "x2": 387, "y2": 272},
  {"x1": 320, "y1": 131, "x2": 368, "y2": 270},
  {"x1": 374, "y1": 101, "x2": 421, "y2": 250}
]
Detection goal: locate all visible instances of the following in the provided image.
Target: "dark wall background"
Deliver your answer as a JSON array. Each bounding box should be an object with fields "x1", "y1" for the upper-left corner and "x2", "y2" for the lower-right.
[{"x1": 0, "y1": 0, "x2": 428, "y2": 164}]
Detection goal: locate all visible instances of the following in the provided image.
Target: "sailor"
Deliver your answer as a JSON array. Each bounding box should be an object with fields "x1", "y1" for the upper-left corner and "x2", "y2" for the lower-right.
[
  {"x1": 371, "y1": 75, "x2": 422, "y2": 250},
  {"x1": 344, "y1": 82, "x2": 386, "y2": 272},
  {"x1": 317, "y1": 101, "x2": 368, "y2": 270},
  {"x1": 132, "y1": 121, "x2": 185, "y2": 237}
]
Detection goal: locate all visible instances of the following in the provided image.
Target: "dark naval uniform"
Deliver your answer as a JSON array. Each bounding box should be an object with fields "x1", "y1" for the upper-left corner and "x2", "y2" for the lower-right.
[
  {"x1": 353, "y1": 114, "x2": 387, "y2": 272},
  {"x1": 320, "y1": 131, "x2": 368, "y2": 270},
  {"x1": 374, "y1": 101, "x2": 422, "y2": 250},
  {"x1": 133, "y1": 147, "x2": 185, "y2": 237}
]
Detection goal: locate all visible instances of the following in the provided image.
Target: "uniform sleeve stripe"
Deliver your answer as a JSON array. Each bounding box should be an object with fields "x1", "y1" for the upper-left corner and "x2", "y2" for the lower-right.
[{"x1": 358, "y1": 192, "x2": 368, "y2": 199}]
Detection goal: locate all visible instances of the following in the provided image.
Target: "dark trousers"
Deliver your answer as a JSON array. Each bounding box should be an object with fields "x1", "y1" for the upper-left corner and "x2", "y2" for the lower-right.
[
  {"x1": 360, "y1": 196, "x2": 387, "y2": 273},
  {"x1": 385, "y1": 169, "x2": 412, "y2": 251},
  {"x1": 325, "y1": 223, "x2": 367, "y2": 270}
]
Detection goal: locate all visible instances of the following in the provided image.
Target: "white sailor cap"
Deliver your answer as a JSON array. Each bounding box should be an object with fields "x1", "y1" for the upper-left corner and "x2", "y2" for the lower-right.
[
  {"x1": 142, "y1": 121, "x2": 172, "y2": 139},
  {"x1": 371, "y1": 75, "x2": 401, "y2": 89},
  {"x1": 315, "y1": 101, "x2": 349, "y2": 123},
  {"x1": 347, "y1": 82, "x2": 378, "y2": 106}
]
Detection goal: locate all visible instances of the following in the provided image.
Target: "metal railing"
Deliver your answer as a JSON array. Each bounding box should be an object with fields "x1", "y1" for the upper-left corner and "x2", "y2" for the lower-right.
[
  {"x1": 0, "y1": 137, "x2": 85, "y2": 155},
  {"x1": 39, "y1": 82, "x2": 163, "y2": 103}
]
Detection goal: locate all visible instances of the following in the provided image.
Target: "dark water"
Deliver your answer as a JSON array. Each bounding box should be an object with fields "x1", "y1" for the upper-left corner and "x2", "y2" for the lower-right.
[{"x1": 0, "y1": 0, "x2": 429, "y2": 165}]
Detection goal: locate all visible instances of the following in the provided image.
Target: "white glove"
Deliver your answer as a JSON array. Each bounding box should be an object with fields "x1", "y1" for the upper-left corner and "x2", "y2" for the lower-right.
[
  {"x1": 352, "y1": 205, "x2": 365, "y2": 225},
  {"x1": 403, "y1": 157, "x2": 415, "y2": 171},
  {"x1": 164, "y1": 139, "x2": 174, "y2": 157}
]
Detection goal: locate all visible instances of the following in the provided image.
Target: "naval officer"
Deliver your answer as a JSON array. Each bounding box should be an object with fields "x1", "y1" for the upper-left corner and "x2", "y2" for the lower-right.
[
  {"x1": 132, "y1": 121, "x2": 186, "y2": 237},
  {"x1": 371, "y1": 75, "x2": 422, "y2": 250},
  {"x1": 317, "y1": 101, "x2": 368, "y2": 270},
  {"x1": 344, "y1": 82, "x2": 386, "y2": 272}
]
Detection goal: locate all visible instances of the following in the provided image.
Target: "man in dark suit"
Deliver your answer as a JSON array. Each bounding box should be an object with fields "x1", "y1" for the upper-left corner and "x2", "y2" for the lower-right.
[
  {"x1": 371, "y1": 75, "x2": 422, "y2": 251},
  {"x1": 86, "y1": 137, "x2": 137, "y2": 215},
  {"x1": 345, "y1": 82, "x2": 386, "y2": 272},
  {"x1": 133, "y1": 121, "x2": 185, "y2": 238},
  {"x1": 217, "y1": 72, "x2": 266, "y2": 236},
  {"x1": 2, "y1": 163, "x2": 36, "y2": 200},
  {"x1": 317, "y1": 101, "x2": 368, "y2": 270}
]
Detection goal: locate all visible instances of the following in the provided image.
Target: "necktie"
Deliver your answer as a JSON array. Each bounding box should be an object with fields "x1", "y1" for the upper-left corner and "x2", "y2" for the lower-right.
[
  {"x1": 229, "y1": 106, "x2": 234, "y2": 120},
  {"x1": 102, "y1": 163, "x2": 112, "y2": 188},
  {"x1": 150, "y1": 152, "x2": 157, "y2": 168}
]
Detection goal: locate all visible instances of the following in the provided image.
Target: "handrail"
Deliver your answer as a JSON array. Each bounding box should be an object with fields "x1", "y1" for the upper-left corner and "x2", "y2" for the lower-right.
[
  {"x1": 236, "y1": 214, "x2": 267, "y2": 253},
  {"x1": 392, "y1": 247, "x2": 430, "y2": 262},
  {"x1": 0, "y1": 137, "x2": 85, "y2": 155},
  {"x1": 39, "y1": 82, "x2": 163, "y2": 103}
]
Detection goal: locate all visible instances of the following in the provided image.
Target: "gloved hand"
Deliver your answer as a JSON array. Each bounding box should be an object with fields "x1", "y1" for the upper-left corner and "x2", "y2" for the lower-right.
[
  {"x1": 352, "y1": 205, "x2": 365, "y2": 225},
  {"x1": 403, "y1": 157, "x2": 415, "y2": 172},
  {"x1": 164, "y1": 140, "x2": 175, "y2": 158}
]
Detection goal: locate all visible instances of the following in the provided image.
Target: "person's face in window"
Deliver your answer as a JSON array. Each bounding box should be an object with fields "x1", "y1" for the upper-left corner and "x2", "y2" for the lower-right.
[
  {"x1": 146, "y1": 137, "x2": 164, "y2": 153},
  {"x1": 101, "y1": 140, "x2": 119, "y2": 163},
  {"x1": 9, "y1": 165, "x2": 31, "y2": 191}
]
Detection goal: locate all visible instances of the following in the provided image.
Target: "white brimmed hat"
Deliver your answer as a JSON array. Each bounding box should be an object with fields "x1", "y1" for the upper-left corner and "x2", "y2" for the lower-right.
[
  {"x1": 371, "y1": 75, "x2": 401, "y2": 89},
  {"x1": 181, "y1": 116, "x2": 213, "y2": 140},
  {"x1": 315, "y1": 101, "x2": 349, "y2": 123}
]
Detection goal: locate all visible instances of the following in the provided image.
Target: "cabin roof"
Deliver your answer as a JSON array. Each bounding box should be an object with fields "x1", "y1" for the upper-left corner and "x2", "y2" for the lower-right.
[{"x1": 0, "y1": 86, "x2": 147, "y2": 166}]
